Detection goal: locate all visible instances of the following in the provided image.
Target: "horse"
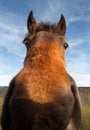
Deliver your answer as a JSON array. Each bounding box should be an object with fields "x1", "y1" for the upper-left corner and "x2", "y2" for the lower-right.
[{"x1": 1, "y1": 11, "x2": 82, "y2": 130}]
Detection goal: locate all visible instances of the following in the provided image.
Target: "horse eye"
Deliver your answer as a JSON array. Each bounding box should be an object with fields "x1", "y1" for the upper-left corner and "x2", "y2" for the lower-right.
[
  {"x1": 64, "y1": 43, "x2": 69, "y2": 49},
  {"x1": 23, "y1": 38, "x2": 29, "y2": 45},
  {"x1": 24, "y1": 41, "x2": 29, "y2": 45}
]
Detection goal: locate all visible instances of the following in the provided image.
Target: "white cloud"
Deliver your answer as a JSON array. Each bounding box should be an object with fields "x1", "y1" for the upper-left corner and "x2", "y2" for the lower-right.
[
  {"x1": 0, "y1": 10, "x2": 26, "y2": 85},
  {"x1": 0, "y1": 75, "x2": 13, "y2": 86},
  {"x1": 70, "y1": 73, "x2": 90, "y2": 87},
  {"x1": 0, "y1": 62, "x2": 8, "y2": 74},
  {"x1": 67, "y1": 15, "x2": 90, "y2": 25},
  {"x1": 0, "y1": 11, "x2": 26, "y2": 57},
  {"x1": 66, "y1": 51, "x2": 90, "y2": 74},
  {"x1": 68, "y1": 39, "x2": 84, "y2": 49},
  {"x1": 38, "y1": 1, "x2": 62, "y2": 22}
]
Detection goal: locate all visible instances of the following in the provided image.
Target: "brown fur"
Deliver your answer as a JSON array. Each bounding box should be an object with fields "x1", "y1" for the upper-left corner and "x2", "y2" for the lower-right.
[{"x1": 1, "y1": 11, "x2": 82, "y2": 130}]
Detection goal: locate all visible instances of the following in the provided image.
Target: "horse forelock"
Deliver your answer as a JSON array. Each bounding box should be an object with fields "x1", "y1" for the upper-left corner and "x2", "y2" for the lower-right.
[{"x1": 35, "y1": 23, "x2": 57, "y2": 33}]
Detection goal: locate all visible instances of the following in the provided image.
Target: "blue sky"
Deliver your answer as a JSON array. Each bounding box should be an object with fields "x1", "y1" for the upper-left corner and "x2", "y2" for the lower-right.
[{"x1": 0, "y1": 0, "x2": 90, "y2": 86}]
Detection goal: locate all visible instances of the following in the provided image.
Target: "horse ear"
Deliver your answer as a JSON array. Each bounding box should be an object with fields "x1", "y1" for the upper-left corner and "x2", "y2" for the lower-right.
[
  {"x1": 27, "y1": 11, "x2": 37, "y2": 33},
  {"x1": 57, "y1": 14, "x2": 66, "y2": 36}
]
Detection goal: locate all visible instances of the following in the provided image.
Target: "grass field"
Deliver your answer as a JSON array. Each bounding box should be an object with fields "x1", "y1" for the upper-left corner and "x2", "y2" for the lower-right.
[
  {"x1": 0, "y1": 97, "x2": 90, "y2": 130},
  {"x1": 0, "y1": 97, "x2": 3, "y2": 130},
  {"x1": 0, "y1": 97, "x2": 3, "y2": 117},
  {"x1": 80, "y1": 106, "x2": 90, "y2": 130}
]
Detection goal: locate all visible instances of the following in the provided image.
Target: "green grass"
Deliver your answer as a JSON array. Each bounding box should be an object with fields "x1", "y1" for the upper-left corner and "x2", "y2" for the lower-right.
[
  {"x1": 80, "y1": 106, "x2": 90, "y2": 130},
  {"x1": 0, "y1": 97, "x2": 4, "y2": 130},
  {"x1": 0, "y1": 97, "x2": 90, "y2": 130},
  {"x1": 0, "y1": 97, "x2": 4, "y2": 117}
]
